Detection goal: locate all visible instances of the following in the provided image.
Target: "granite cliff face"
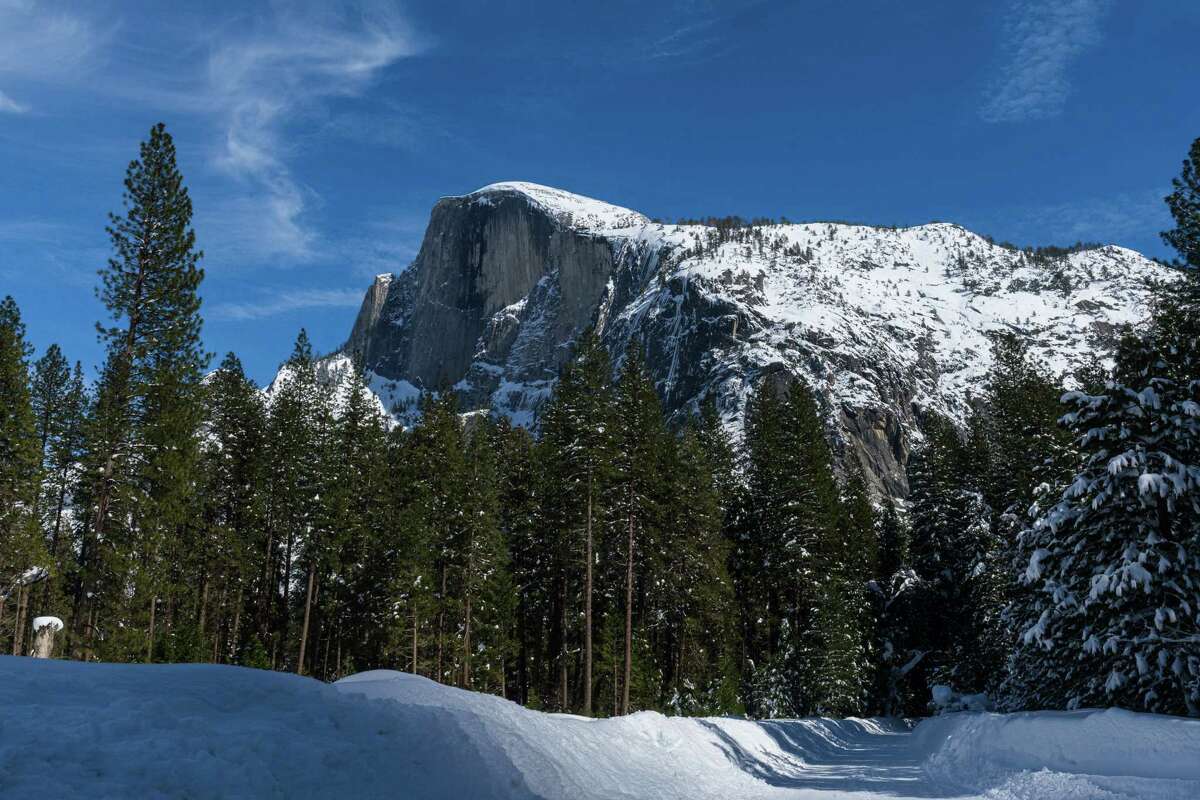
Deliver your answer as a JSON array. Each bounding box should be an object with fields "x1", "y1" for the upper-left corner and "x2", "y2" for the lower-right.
[{"x1": 321, "y1": 181, "x2": 1173, "y2": 498}]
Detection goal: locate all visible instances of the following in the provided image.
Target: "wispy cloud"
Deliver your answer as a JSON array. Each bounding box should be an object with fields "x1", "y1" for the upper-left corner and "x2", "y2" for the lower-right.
[
  {"x1": 0, "y1": 0, "x2": 113, "y2": 113},
  {"x1": 209, "y1": 287, "x2": 366, "y2": 321},
  {"x1": 0, "y1": 90, "x2": 28, "y2": 113},
  {"x1": 203, "y1": 2, "x2": 424, "y2": 262},
  {"x1": 980, "y1": 0, "x2": 1112, "y2": 123},
  {"x1": 638, "y1": 0, "x2": 769, "y2": 64}
]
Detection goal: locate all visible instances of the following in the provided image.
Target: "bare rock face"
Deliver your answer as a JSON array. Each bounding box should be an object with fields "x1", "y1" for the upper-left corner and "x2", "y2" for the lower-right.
[{"x1": 327, "y1": 181, "x2": 1173, "y2": 499}]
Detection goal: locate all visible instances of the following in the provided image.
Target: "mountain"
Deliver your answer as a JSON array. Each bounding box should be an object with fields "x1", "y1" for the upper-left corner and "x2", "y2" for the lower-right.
[{"x1": 300, "y1": 181, "x2": 1174, "y2": 497}]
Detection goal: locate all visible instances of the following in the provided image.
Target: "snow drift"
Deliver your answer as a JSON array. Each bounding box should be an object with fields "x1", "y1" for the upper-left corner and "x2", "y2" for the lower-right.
[{"x1": 2, "y1": 657, "x2": 1198, "y2": 799}]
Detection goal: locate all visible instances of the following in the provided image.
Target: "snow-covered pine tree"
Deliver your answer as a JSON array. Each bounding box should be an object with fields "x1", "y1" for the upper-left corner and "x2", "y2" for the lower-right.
[
  {"x1": 1012, "y1": 334, "x2": 1199, "y2": 714},
  {"x1": 905, "y1": 414, "x2": 1003, "y2": 703}
]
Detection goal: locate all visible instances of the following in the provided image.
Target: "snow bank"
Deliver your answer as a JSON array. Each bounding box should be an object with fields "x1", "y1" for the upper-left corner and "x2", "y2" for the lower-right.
[
  {"x1": 30, "y1": 616, "x2": 63, "y2": 632},
  {"x1": 2, "y1": 657, "x2": 1198, "y2": 799},
  {"x1": 916, "y1": 708, "x2": 1200, "y2": 797}
]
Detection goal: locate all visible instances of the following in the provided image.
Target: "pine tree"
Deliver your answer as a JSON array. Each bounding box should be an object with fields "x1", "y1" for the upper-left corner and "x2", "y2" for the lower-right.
[
  {"x1": 325, "y1": 362, "x2": 390, "y2": 678},
  {"x1": 457, "y1": 421, "x2": 515, "y2": 693},
  {"x1": 1162, "y1": 135, "x2": 1200, "y2": 270},
  {"x1": 659, "y1": 425, "x2": 738, "y2": 714},
  {"x1": 0, "y1": 296, "x2": 45, "y2": 655},
  {"x1": 29, "y1": 347, "x2": 88, "y2": 624},
  {"x1": 197, "y1": 353, "x2": 268, "y2": 665},
  {"x1": 610, "y1": 344, "x2": 668, "y2": 714},
  {"x1": 1012, "y1": 336, "x2": 1200, "y2": 714},
  {"x1": 738, "y1": 377, "x2": 856, "y2": 716},
  {"x1": 75, "y1": 123, "x2": 207, "y2": 662},
  {"x1": 494, "y1": 420, "x2": 543, "y2": 705},
  {"x1": 905, "y1": 414, "x2": 1002, "y2": 704},
  {"x1": 537, "y1": 330, "x2": 618, "y2": 713},
  {"x1": 263, "y1": 330, "x2": 328, "y2": 669}
]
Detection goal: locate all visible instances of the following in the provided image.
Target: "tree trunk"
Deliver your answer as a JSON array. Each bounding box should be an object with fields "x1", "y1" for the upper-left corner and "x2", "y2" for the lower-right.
[
  {"x1": 11, "y1": 586, "x2": 27, "y2": 656},
  {"x1": 280, "y1": 528, "x2": 295, "y2": 663},
  {"x1": 463, "y1": 593, "x2": 472, "y2": 689},
  {"x1": 584, "y1": 473, "x2": 594, "y2": 716},
  {"x1": 198, "y1": 575, "x2": 210, "y2": 636},
  {"x1": 40, "y1": 477, "x2": 69, "y2": 611},
  {"x1": 623, "y1": 506, "x2": 634, "y2": 716},
  {"x1": 322, "y1": 613, "x2": 332, "y2": 680},
  {"x1": 411, "y1": 604, "x2": 419, "y2": 675},
  {"x1": 146, "y1": 597, "x2": 156, "y2": 663},
  {"x1": 229, "y1": 587, "x2": 243, "y2": 664},
  {"x1": 613, "y1": 658, "x2": 619, "y2": 717},
  {"x1": 259, "y1": 528, "x2": 275, "y2": 642},
  {"x1": 437, "y1": 564, "x2": 446, "y2": 683},
  {"x1": 297, "y1": 564, "x2": 316, "y2": 675},
  {"x1": 559, "y1": 580, "x2": 569, "y2": 711}
]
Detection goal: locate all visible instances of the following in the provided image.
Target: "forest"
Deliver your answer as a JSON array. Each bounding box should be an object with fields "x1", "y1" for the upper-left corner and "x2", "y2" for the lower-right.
[{"x1": 2, "y1": 124, "x2": 1198, "y2": 719}]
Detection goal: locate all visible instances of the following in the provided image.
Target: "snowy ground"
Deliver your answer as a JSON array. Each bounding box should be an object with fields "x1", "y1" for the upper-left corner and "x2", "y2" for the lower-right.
[{"x1": 2, "y1": 657, "x2": 1198, "y2": 799}]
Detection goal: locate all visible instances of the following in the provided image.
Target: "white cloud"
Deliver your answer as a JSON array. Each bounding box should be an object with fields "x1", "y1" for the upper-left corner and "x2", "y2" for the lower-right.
[
  {"x1": 0, "y1": 89, "x2": 28, "y2": 113},
  {"x1": 203, "y1": 2, "x2": 424, "y2": 262},
  {"x1": 980, "y1": 0, "x2": 1112, "y2": 123},
  {"x1": 209, "y1": 287, "x2": 366, "y2": 321},
  {"x1": 0, "y1": 0, "x2": 112, "y2": 114}
]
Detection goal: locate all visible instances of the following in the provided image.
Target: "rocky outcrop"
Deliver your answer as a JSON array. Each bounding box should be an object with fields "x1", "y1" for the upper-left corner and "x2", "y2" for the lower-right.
[{"x1": 325, "y1": 181, "x2": 1174, "y2": 499}]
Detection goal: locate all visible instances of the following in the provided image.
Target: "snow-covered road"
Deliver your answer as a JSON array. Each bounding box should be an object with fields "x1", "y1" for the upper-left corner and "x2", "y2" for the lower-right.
[{"x1": 3, "y1": 657, "x2": 1198, "y2": 799}]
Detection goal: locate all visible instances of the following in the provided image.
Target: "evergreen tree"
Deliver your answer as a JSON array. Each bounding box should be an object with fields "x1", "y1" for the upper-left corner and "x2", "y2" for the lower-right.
[
  {"x1": 30, "y1": 349, "x2": 88, "y2": 626},
  {"x1": 316, "y1": 362, "x2": 390, "y2": 679},
  {"x1": 0, "y1": 296, "x2": 44, "y2": 655},
  {"x1": 1012, "y1": 337, "x2": 1200, "y2": 714},
  {"x1": 1162, "y1": 135, "x2": 1200, "y2": 269},
  {"x1": 738, "y1": 378, "x2": 859, "y2": 716},
  {"x1": 457, "y1": 421, "x2": 515, "y2": 693},
  {"x1": 611, "y1": 344, "x2": 670, "y2": 714},
  {"x1": 537, "y1": 330, "x2": 618, "y2": 713},
  {"x1": 659, "y1": 425, "x2": 739, "y2": 714},
  {"x1": 494, "y1": 420, "x2": 543, "y2": 705},
  {"x1": 263, "y1": 330, "x2": 327, "y2": 669},
  {"x1": 75, "y1": 123, "x2": 207, "y2": 662},
  {"x1": 905, "y1": 415, "x2": 1003, "y2": 705},
  {"x1": 197, "y1": 353, "x2": 268, "y2": 665}
]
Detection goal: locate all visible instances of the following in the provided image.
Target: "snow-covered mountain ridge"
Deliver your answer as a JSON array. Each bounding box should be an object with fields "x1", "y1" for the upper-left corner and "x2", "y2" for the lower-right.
[{"x1": 303, "y1": 181, "x2": 1175, "y2": 496}]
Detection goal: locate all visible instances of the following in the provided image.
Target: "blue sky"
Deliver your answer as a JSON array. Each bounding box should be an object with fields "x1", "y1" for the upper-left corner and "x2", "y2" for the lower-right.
[{"x1": 2, "y1": 0, "x2": 1197, "y2": 384}]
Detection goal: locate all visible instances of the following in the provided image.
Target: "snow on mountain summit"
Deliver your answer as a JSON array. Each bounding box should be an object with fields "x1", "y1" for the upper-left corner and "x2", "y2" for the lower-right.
[
  {"x1": 462, "y1": 181, "x2": 650, "y2": 232},
  {"x1": 304, "y1": 183, "x2": 1175, "y2": 496}
]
